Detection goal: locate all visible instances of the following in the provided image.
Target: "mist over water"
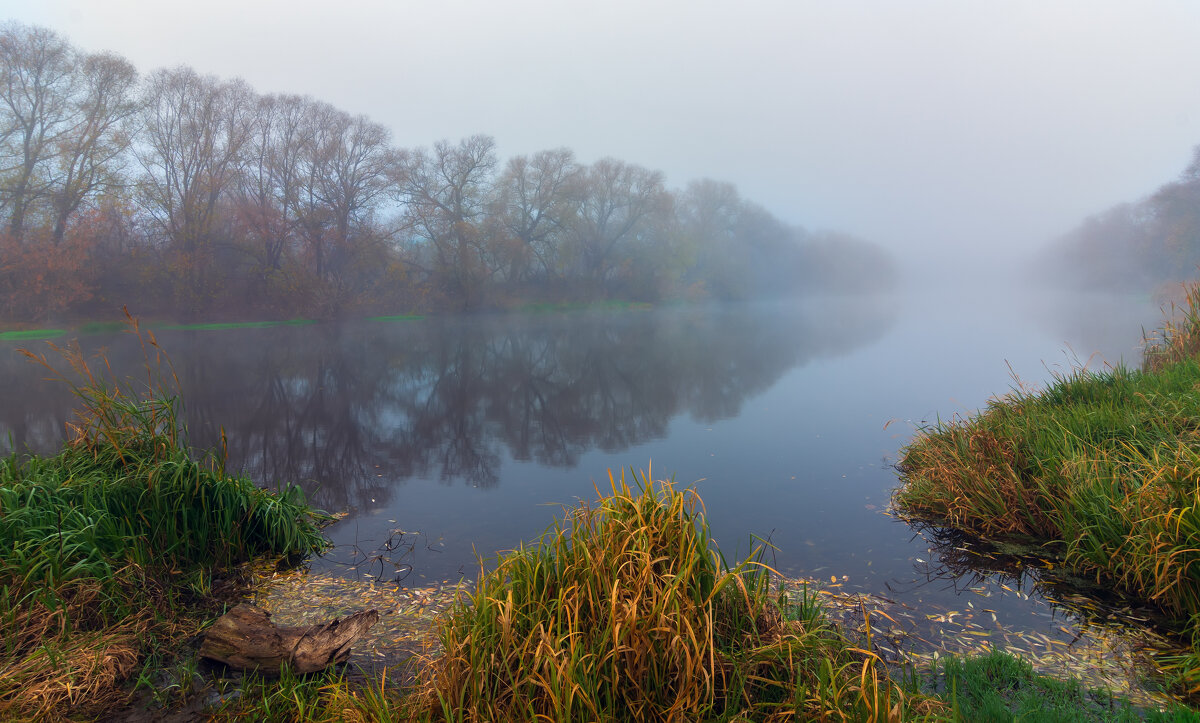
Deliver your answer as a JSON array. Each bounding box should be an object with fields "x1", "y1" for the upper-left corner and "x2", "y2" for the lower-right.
[{"x1": 0, "y1": 291, "x2": 1167, "y2": 622}]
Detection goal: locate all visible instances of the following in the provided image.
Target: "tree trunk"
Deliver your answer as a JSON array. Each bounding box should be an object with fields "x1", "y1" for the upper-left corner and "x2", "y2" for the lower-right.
[{"x1": 199, "y1": 603, "x2": 379, "y2": 674}]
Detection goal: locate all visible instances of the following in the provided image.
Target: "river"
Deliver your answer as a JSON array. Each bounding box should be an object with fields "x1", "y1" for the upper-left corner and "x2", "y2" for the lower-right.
[{"x1": 0, "y1": 290, "x2": 1177, "y2": 694}]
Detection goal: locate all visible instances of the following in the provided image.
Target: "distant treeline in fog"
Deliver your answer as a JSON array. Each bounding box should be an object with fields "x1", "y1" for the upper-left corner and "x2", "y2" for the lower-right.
[
  {"x1": 1043, "y1": 146, "x2": 1200, "y2": 292},
  {"x1": 0, "y1": 23, "x2": 895, "y2": 322}
]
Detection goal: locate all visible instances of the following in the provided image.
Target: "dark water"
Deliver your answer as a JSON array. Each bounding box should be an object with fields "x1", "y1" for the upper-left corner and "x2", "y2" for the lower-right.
[{"x1": 0, "y1": 291, "x2": 1167, "y2": 637}]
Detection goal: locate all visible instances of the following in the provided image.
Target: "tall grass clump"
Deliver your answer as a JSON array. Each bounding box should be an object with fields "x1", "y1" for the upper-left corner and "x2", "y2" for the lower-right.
[
  {"x1": 414, "y1": 469, "x2": 945, "y2": 721},
  {"x1": 0, "y1": 315, "x2": 330, "y2": 719},
  {"x1": 1145, "y1": 282, "x2": 1200, "y2": 372},
  {"x1": 895, "y1": 281, "x2": 1200, "y2": 696}
]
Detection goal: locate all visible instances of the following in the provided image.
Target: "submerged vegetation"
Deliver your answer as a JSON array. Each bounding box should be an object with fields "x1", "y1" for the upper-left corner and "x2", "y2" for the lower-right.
[
  {"x1": 923, "y1": 650, "x2": 1197, "y2": 723},
  {"x1": 895, "y1": 281, "x2": 1200, "y2": 696}
]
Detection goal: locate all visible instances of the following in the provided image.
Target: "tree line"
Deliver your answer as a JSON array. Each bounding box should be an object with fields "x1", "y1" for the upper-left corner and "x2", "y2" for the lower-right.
[
  {"x1": 0, "y1": 22, "x2": 896, "y2": 322},
  {"x1": 1044, "y1": 145, "x2": 1200, "y2": 292}
]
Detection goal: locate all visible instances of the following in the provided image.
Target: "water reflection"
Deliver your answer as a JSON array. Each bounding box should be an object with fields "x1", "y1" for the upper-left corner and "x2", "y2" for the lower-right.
[
  {"x1": 901, "y1": 518, "x2": 1163, "y2": 628},
  {"x1": 1, "y1": 299, "x2": 897, "y2": 515}
]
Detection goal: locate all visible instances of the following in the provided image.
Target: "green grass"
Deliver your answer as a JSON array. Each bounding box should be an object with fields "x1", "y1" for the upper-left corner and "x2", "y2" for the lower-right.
[
  {"x1": 410, "y1": 469, "x2": 946, "y2": 721},
  {"x1": 96, "y1": 459, "x2": 1200, "y2": 721},
  {"x1": 922, "y1": 649, "x2": 1199, "y2": 722},
  {"x1": 189, "y1": 667, "x2": 410, "y2": 722},
  {"x1": 77, "y1": 320, "x2": 128, "y2": 334},
  {"x1": 0, "y1": 328, "x2": 67, "y2": 340},
  {"x1": 0, "y1": 321, "x2": 330, "y2": 720},
  {"x1": 895, "y1": 281, "x2": 1200, "y2": 697},
  {"x1": 158, "y1": 318, "x2": 316, "y2": 331}
]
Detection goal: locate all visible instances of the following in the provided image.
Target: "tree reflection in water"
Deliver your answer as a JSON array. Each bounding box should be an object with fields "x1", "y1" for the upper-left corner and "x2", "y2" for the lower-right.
[{"x1": 0, "y1": 300, "x2": 896, "y2": 515}]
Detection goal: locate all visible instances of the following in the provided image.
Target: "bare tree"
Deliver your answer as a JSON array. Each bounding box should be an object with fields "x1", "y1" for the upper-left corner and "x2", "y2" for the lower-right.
[
  {"x1": 396, "y1": 134, "x2": 498, "y2": 309},
  {"x1": 136, "y1": 66, "x2": 255, "y2": 313},
  {"x1": 0, "y1": 23, "x2": 76, "y2": 240},
  {"x1": 569, "y1": 158, "x2": 670, "y2": 291},
  {"x1": 492, "y1": 148, "x2": 582, "y2": 283},
  {"x1": 48, "y1": 51, "x2": 139, "y2": 243},
  {"x1": 306, "y1": 106, "x2": 394, "y2": 279},
  {"x1": 235, "y1": 93, "x2": 313, "y2": 279}
]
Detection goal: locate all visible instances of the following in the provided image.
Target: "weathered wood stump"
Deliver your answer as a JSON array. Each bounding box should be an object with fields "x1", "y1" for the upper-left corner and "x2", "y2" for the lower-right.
[{"x1": 199, "y1": 603, "x2": 379, "y2": 674}]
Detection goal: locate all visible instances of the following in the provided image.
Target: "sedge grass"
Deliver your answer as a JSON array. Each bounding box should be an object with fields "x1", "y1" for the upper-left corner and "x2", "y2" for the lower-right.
[
  {"x1": 0, "y1": 314, "x2": 330, "y2": 720},
  {"x1": 199, "y1": 667, "x2": 414, "y2": 722},
  {"x1": 895, "y1": 281, "x2": 1200, "y2": 697},
  {"x1": 1144, "y1": 282, "x2": 1200, "y2": 372}
]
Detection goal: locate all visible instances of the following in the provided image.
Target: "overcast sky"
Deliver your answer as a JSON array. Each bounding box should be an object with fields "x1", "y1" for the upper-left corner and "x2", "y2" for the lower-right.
[{"x1": 3, "y1": 1, "x2": 1199, "y2": 283}]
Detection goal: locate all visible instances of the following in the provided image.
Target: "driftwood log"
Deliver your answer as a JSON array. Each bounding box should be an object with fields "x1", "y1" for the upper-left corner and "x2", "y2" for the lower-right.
[{"x1": 199, "y1": 603, "x2": 379, "y2": 674}]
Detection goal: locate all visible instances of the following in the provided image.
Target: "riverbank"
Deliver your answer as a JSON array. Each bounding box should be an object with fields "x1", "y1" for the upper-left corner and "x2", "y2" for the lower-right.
[
  {"x1": 0, "y1": 329, "x2": 329, "y2": 720},
  {"x1": 2, "y1": 322, "x2": 926, "y2": 719},
  {"x1": 147, "y1": 477, "x2": 1198, "y2": 722},
  {"x1": 7, "y1": 319, "x2": 1200, "y2": 720},
  {"x1": 0, "y1": 298, "x2": 665, "y2": 341},
  {"x1": 895, "y1": 281, "x2": 1200, "y2": 697}
]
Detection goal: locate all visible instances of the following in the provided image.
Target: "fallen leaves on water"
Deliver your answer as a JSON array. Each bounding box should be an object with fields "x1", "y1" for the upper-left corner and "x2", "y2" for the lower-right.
[
  {"x1": 238, "y1": 558, "x2": 1184, "y2": 710},
  {"x1": 774, "y1": 575, "x2": 1181, "y2": 711},
  {"x1": 243, "y1": 564, "x2": 466, "y2": 672}
]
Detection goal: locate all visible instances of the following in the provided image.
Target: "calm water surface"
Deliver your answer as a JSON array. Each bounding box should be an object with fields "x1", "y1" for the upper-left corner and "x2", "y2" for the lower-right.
[{"x1": 0, "y1": 291, "x2": 1168, "y2": 640}]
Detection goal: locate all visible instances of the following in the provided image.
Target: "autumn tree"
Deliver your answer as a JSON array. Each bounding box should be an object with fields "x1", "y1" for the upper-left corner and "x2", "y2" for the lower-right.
[
  {"x1": 48, "y1": 50, "x2": 139, "y2": 244},
  {"x1": 491, "y1": 148, "x2": 582, "y2": 286},
  {"x1": 231, "y1": 93, "x2": 315, "y2": 307},
  {"x1": 0, "y1": 20, "x2": 899, "y2": 320},
  {"x1": 1145, "y1": 147, "x2": 1200, "y2": 280},
  {"x1": 1048, "y1": 144, "x2": 1200, "y2": 290},
  {"x1": 568, "y1": 158, "x2": 671, "y2": 295},
  {"x1": 304, "y1": 106, "x2": 393, "y2": 278},
  {"x1": 0, "y1": 23, "x2": 77, "y2": 240},
  {"x1": 135, "y1": 67, "x2": 255, "y2": 315},
  {"x1": 674, "y1": 179, "x2": 747, "y2": 298},
  {"x1": 395, "y1": 134, "x2": 499, "y2": 309}
]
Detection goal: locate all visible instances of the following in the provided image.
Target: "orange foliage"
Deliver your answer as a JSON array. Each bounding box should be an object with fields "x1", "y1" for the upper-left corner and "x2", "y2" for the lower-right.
[{"x1": 0, "y1": 229, "x2": 97, "y2": 321}]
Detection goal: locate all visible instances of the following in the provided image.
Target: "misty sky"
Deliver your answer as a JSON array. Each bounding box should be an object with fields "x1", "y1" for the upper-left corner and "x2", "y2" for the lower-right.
[{"x1": 4, "y1": 0, "x2": 1199, "y2": 283}]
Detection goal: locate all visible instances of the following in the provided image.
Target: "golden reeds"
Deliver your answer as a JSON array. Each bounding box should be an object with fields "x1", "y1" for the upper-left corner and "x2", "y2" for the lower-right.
[
  {"x1": 895, "y1": 280, "x2": 1200, "y2": 696},
  {"x1": 411, "y1": 469, "x2": 942, "y2": 721}
]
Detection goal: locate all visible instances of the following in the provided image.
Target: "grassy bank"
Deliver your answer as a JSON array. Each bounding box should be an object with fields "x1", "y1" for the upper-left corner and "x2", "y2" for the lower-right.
[
  {"x1": 410, "y1": 471, "x2": 944, "y2": 721},
  {"x1": 200, "y1": 476, "x2": 1194, "y2": 722},
  {"x1": 894, "y1": 282, "x2": 1200, "y2": 694},
  {"x1": 0, "y1": 329, "x2": 329, "y2": 719},
  {"x1": 922, "y1": 650, "x2": 1197, "y2": 722},
  {"x1": 206, "y1": 472, "x2": 949, "y2": 721},
  {"x1": 0, "y1": 327, "x2": 67, "y2": 340},
  {"x1": 5, "y1": 320, "x2": 939, "y2": 719},
  {"x1": 10, "y1": 320, "x2": 1197, "y2": 720}
]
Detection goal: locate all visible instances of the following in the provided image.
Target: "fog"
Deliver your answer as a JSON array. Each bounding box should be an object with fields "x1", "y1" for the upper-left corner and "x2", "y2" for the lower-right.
[{"x1": 5, "y1": 0, "x2": 1199, "y2": 287}]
